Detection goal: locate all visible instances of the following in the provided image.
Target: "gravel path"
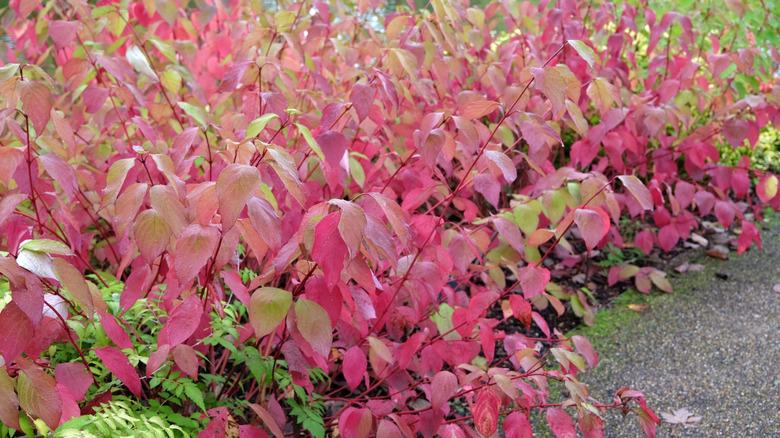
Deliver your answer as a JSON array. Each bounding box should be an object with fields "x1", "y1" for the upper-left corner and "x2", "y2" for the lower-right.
[{"x1": 582, "y1": 222, "x2": 780, "y2": 437}]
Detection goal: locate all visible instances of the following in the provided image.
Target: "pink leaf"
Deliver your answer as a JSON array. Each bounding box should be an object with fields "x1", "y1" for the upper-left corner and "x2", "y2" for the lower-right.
[
  {"x1": 485, "y1": 150, "x2": 517, "y2": 183},
  {"x1": 312, "y1": 212, "x2": 348, "y2": 287},
  {"x1": 248, "y1": 403, "x2": 284, "y2": 438},
  {"x1": 519, "y1": 265, "x2": 551, "y2": 298},
  {"x1": 343, "y1": 346, "x2": 367, "y2": 390},
  {"x1": 350, "y1": 84, "x2": 375, "y2": 121},
  {"x1": 173, "y1": 224, "x2": 219, "y2": 283},
  {"x1": 338, "y1": 407, "x2": 373, "y2": 438},
  {"x1": 17, "y1": 363, "x2": 61, "y2": 430},
  {"x1": 247, "y1": 197, "x2": 282, "y2": 250},
  {"x1": 574, "y1": 207, "x2": 610, "y2": 250},
  {"x1": 95, "y1": 347, "x2": 142, "y2": 397},
  {"x1": 216, "y1": 164, "x2": 261, "y2": 229},
  {"x1": 571, "y1": 335, "x2": 599, "y2": 368},
  {"x1": 0, "y1": 302, "x2": 33, "y2": 363},
  {"x1": 55, "y1": 363, "x2": 92, "y2": 402},
  {"x1": 723, "y1": 118, "x2": 748, "y2": 147},
  {"x1": 99, "y1": 310, "x2": 133, "y2": 350},
  {"x1": 0, "y1": 194, "x2": 27, "y2": 228},
  {"x1": 503, "y1": 411, "x2": 533, "y2": 438},
  {"x1": 146, "y1": 345, "x2": 171, "y2": 377},
  {"x1": 546, "y1": 408, "x2": 576, "y2": 438},
  {"x1": 20, "y1": 81, "x2": 53, "y2": 134},
  {"x1": 509, "y1": 295, "x2": 532, "y2": 330},
  {"x1": 657, "y1": 225, "x2": 679, "y2": 252},
  {"x1": 158, "y1": 295, "x2": 203, "y2": 347},
  {"x1": 329, "y1": 199, "x2": 367, "y2": 259},
  {"x1": 172, "y1": 344, "x2": 199, "y2": 379},
  {"x1": 459, "y1": 99, "x2": 499, "y2": 120},
  {"x1": 431, "y1": 370, "x2": 458, "y2": 412},
  {"x1": 618, "y1": 175, "x2": 653, "y2": 210},
  {"x1": 634, "y1": 229, "x2": 654, "y2": 255}
]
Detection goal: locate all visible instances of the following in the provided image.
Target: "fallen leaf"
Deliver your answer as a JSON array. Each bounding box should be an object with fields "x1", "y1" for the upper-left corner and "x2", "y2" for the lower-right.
[
  {"x1": 706, "y1": 245, "x2": 729, "y2": 260},
  {"x1": 627, "y1": 304, "x2": 649, "y2": 313},
  {"x1": 675, "y1": 262, "x2": 705, "y2": 273},
  {"x1": 661, "y1": 408, "x2": 702, "y2": 428},
  {"x1": 690, "y1": 233, "x2": 709, "y2": 247}
]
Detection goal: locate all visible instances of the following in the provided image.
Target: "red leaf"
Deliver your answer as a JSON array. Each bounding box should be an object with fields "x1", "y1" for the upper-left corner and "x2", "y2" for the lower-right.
[
  {"x1": 574, "y1": 207, "x2": 610, "y2": 250},
  {"x1": 55, "y1": 363, "x2": 92, "y2": 401},
  {"x1": 173, "y1": 224, "x2": 219, "y2": 283},
  {"x1": 503, "y1": 411, "x2": 533, "y2": 438},
  {"x1": 472, "y1": 389, "x2": 500, "y2": 437},
  {"x1": 737, "y1": 220, "x2": 761, "y2": 254},
  {"x1": 311, "y1": 212, "x2": 348, "y2": 287},
  {"x1": 53, "y1": 258, "x2": 94, "y2": 315},
  {"x1": 146, "y1": 345, "x2": 171, "y2": 377},
  {"x1": 294, "y1": 299, "x2": 332, "y2": 358},
  {"x1": 216, "y1": 164, "x2": 261, "y2": 229},
  {"x1": 248, "y1": 403, "x2": 284, "y2": 438},
  {"x1": 431, "y1": 370, "x2": 458, "y2": 412},
  {"x1": 343, "y1": 346, "x2": 367, "y2": 390},
  {"x1": 17, "y1": 362, "x2": 62, "y2": 430},
  {"x1": 657, "y1": 225, "x2": 679, "y2": 252},
  {"x1": 350, "y1": 84, "x2": 375, "y2": 121},
  {"x1": 634, "y1": 229, "x2": 654, "y2": 255},
  {"x1": 20, "y1": 80, "x2": 53, "y2": 134},
  {"x1": 546, "y1": 408, "x2": 576, "y2": 438},
  {"x1": 459, "y1": 99, "x2": 499, "y2": 120},
  {"x1": 571, "y1": 335, "x2": 599, "y2": 368},
  {"x1": 0, "y1": 368, "x2": 19, "y2": 430},
  {"x1": 95, "y1": 347, "x2": 142, "y2": 397},
  {"x1": 519, "y1": 265, "x2": 551, "y2": 298},
  {"x1": 338, "y1": 407, "x2": 373, "y2": 438},
  {"x1": 714, "y1": 201, "x2": 736, "y2": 228},
  {"x1": 48, "y1": 21, "x2": 79, "y2": 49},
  {"x1": 0, "y1": 302, "x2": 32, "y2": 363},
  {"x1": 509, "y1": 295, "x2": 532, "y2": 330},
  {"x1": 723, "y1": 118, "x2": 748, "y2": 147},
  {"x1": 329, "y1": 199, "x2": 367, "y2": 259},
  {"x1": 40, "y1": 155, "x2": 78, "y2": 199},
  {"x1": 172, "y1": 344, "x2": 199, "y2": 379},
  {"x1": 618, "y1": 175, "x2": 653, "y2": 210},
  {"x1": 485, "y1": 150, "x2": 517, "y2": 183},
  {"x1": 99, "y1": 310, "x2": 133, "y2": 350},
  {"x1": 158, "y1": 295, "x2": 203, "y2": 347},
  {"x1": 247, "y1": 197, "x2": 282, "y2": 250},
  {"x1": 0, "y1": 194, "x2": 27, "y2": 228}
]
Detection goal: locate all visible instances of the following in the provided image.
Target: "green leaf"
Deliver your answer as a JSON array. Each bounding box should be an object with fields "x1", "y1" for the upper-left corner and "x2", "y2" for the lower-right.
[
  {"x1": 246, "y1": 114, "x2": 279, "y2": 139},
  {"x1": 177, "y1": 102, "x2": 207, "y2": 128},
  {"x1": 183, "y1": 383, "x2": 205, "y2": 411},
  {"x1": 249, "y1": 287, "x2": 292, "y2": 338},
  {"x1": 19, "y1": 239, "x2": 73, "y2": 255},
  {"x1": 567, "y1": 39, "x2": 597, "y2": 69},
  {"x1": 295, "y1": 123, "x2": 325, "y2": 161},
  {"x1": 125, "y1": 45, "x2": 158, "y2": 81}
]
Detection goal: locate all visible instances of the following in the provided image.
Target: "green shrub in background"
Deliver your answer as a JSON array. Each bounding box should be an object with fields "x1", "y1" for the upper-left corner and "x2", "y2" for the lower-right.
[{"x1": 720, "y1": 127, "x2": 780, "y2": 173}]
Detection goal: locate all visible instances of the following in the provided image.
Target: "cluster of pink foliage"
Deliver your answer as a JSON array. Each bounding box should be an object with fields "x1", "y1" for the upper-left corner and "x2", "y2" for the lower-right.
[{"x1": 0, "y1": 0, "x2": 778, "y2": 436}]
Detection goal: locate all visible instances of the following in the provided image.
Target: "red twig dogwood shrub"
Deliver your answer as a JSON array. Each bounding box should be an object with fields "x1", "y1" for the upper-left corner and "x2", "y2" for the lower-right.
[{"x1": 0, "y1": 0, "x2": 778, "y2": 436}]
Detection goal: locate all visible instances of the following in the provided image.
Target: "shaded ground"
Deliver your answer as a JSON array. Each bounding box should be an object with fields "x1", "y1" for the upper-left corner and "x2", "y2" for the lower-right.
[{"x1": 576, "y1": 220, "x2": 780, "y2": 437}]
